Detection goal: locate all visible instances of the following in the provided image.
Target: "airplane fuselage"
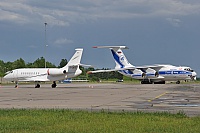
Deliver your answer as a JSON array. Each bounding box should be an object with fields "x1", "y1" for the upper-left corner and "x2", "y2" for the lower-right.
[
  {"x1": 4, "y1": 67, "x2": 82, "y2": 82},
  {"x1": 118, "y1": 65, "x2": 196, "y2": 83}
]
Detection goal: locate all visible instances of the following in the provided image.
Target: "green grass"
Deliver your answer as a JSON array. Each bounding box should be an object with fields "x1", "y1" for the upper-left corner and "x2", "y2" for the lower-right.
[{"x1": 0, "y1": 109, "x2": 200, "y2": 133}]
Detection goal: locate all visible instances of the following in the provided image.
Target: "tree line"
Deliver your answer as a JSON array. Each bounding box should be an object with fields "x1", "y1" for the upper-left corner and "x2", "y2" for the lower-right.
[{"x1": 0, "y1": 57, "x2": 123, "y2": 81}]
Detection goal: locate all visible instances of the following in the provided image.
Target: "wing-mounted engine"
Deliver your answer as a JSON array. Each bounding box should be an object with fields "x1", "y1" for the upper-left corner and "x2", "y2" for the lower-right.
[
  {"x1": 141, "y1": 71, "x2": 159, "y2": 78},
  {"x1": 47, "y1": 68, "x2": 67, "y2": 76},
  {"x1": 154, "y1": 71, "x2": 159, "y2": 77},
  {"x1": 136, "y1": 68, "x2": 159, "y2": 79},
  {"x1": 142, "y1": 72, "x2": 146, "y2": 78}
]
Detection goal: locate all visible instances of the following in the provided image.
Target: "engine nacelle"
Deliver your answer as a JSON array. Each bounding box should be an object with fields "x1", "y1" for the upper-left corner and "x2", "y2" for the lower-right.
[
  {"x1": 155, "y1": 71, "x2": 159, "y2": 77},
  {"x1": 47, "y1": 69, "x2": 66, "y2": 76},
  {"x1": 142, "y1": 72, "x2": 146, "y2": 77},
  {"x1": 143, "y1": 71, "x2": 159, "y2": 78}
]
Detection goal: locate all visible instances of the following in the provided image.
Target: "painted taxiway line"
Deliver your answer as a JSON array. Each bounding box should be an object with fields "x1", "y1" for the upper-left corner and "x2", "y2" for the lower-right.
[{"x1": 148, "y1": 92, "x2": 168, "y2": 102}]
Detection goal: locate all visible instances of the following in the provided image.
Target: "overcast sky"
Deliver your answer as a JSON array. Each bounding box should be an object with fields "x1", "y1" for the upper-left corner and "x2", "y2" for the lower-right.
[{"x1": 1, "y1": 0, "x2": 200, "y2": 75}]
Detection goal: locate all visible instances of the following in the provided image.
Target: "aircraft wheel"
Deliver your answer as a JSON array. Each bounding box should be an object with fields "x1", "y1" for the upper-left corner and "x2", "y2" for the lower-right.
[
  {"x1": 35, "y1": 84, "x2": 40, "y2": 88},
  {"x1": 15, "y1": 81, "x2": 18, "y2": 88},
  {"x1": 52, "y1": 81, "x2": 57, "y2": 88},
  {"x1": 154, "y1": 81, "x2": 165, "y2": 84},
  {"x1": 52, "y1": 84, "x2": 57, "y2": 88},
  {"x1": 141, "y1": 80, "x2": 152, "y2": 84},
  {"x1": 176, "y1": 81, "x2": 180, "y2": 84}
]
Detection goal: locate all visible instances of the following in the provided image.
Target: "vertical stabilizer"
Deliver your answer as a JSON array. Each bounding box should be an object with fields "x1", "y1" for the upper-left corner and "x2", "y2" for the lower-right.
[
  {"x1": 93, "y1": 46, "x2": 134, "y2": 68},
  {"x1": 63, "y1": 48, "x2": 83, "y2": 68}
]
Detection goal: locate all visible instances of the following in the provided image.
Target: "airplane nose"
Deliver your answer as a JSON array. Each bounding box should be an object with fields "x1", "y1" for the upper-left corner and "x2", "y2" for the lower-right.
[
  {"x1": 3, "y1": 74, "x2": 8, "y2": 79},
  {"x1": 192, "y1": 72, "x2": 197, "y2": 77},
  {"x1": 191, "y1": 72, "x2": 197, "y2": 80},
  {"x1": 3, "y1": 73, "x2": 12, "y2": 81}
]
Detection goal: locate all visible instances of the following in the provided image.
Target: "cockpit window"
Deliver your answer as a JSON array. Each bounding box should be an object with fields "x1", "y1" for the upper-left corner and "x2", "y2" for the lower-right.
[
  {"x1": 184, "y1": 68, "x2": 194, "y2": 72},
  {"x1": 5, "y1": 71, "x2": 13, "y2": 74}
]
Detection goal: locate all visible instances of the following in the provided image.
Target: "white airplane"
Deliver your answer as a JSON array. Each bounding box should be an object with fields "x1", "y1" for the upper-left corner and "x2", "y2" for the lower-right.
[
  {"x1": 4, "y1": 48, "x2": 86, "y2": 88},
  {"x1": 88, "y1": 46, "x2": 197, "y2": 84}
]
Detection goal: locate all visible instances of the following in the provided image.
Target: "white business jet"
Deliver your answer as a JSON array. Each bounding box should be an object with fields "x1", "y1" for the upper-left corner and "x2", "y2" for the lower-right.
[
  {"x1": 88, "y1": 46, "x2": 197, "y2": 84},
  {"x1": 4, "y1": 48, "x2": 85, "y2": 88}
]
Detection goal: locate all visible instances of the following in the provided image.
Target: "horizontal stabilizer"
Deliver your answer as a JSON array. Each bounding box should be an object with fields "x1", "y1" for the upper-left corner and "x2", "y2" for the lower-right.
[
  {"x1": 87, "y1": 67, "x2": 135, "y2": 74},
  {"x1": 79, "y1": 63, "x2": 92, "y2": 67},
  {"x1": 68, "y1": 63, "x2": 92, "y2": 67},
  {"x1": 93, "y1": 46, "x2": 129, "y2": 49}
]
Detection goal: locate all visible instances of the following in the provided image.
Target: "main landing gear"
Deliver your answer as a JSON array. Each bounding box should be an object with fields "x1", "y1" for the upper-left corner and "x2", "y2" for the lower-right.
[
  {"x1": 176, "y1": 80, "x2": 180, "y2": 84},
  {"x1": 35, "y1": 81, "x2": 57, "y2": 88},
  {"x1": 51, "y1": 81, "x2": 57, "y2": 88},
  {"x1": 141, "y1": 79, "x2": 152, "y2": 84},
  {"x1": 141, "y1": 79, "x2": 166, "y2": 84},
  {"x1": 14, "y1": 81, "x2": 57, "y2": 88},
  {"x1": 35, "y1": 82, "x2": 41, "y2": 88}
]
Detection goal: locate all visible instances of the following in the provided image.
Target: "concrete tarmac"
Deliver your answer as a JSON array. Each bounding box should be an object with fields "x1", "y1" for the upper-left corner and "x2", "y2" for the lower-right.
[{"x1": 0, "y1": 83, "x2": 199, "y2": 117}]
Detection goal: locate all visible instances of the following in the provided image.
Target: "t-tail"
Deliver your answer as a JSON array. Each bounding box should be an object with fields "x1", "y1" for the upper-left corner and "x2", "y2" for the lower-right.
[
  {"x1": 61, "y1": 48, "x2": 83, "y2": 77},
  {"x1": 63, "y1": 48, "x2": 83, "y2": 68},
  {"x1": 93, "y1": 46, "x2": 134, "y2": 69}
]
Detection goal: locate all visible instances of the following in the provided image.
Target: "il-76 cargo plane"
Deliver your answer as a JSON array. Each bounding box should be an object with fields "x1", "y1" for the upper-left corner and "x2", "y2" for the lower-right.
[
  {"x1": 4, "y1": 48, "x2": 86, "y2": 88},
  {"x1": 88, "y1": 46, "x2": 197, "y2": 84}
]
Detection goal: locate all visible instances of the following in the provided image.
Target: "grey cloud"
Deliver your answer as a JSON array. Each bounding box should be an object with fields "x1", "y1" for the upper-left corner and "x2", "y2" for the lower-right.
[
  {"x1": 0, "y1": 0, "x2": 200, "y2": 26},
  {"x1": 54, "y1": 38, "x2": 74, "y2": 46},
  {"x1": 166, "y1": 18, "x2": 181, "y2": 27}
]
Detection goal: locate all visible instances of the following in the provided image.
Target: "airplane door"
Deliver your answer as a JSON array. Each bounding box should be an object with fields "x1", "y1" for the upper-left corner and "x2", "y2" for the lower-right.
[{"x1": 13, "y1": 70, "x2": 18, "y2": 80}]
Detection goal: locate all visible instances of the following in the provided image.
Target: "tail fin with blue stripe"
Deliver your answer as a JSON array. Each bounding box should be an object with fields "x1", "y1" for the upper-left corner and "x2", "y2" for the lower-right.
[{"x1": 93, "y1": 46, "x2": 134, "y2": 68}]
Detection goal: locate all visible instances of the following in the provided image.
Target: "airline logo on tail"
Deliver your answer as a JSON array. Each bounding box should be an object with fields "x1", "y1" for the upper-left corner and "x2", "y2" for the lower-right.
[
  {"x1": 111, "y1": 49, "x2": 132, "y2": 69},
  {"x1": 111, "y1": 49, "x2": 134, "y2": 75},
  {"x1": 111, "y1": 49, "x2": 124, "y2": 68}
]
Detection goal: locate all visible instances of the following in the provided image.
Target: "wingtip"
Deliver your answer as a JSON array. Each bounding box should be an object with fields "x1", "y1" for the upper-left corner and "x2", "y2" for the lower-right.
[
  {"x1": 92, "y1": 46, "x2": 98, "y2": 48},
  {"x1": 87, "y1": 71, "x2": 92, "y2": 74}
]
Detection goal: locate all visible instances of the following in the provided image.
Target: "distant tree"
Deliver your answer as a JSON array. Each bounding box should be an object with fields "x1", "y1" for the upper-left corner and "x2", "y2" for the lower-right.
[
  {"x1": 86, "y1": 67, "x2": 123, "y2": 81},
  {"x1": 26, "y1": 62, "x2": 34, "y2": 68},
  {"x1": 58, "y1": 59, "x2": 68, "y2": 68},
  {"x1": 0, "y1": 60, "x2": 5, "y2": 77},
  {"x1": 13, "y1": 58, "x2": 26, "y2": 69},
  {"x1": 32, "y1": 57, "x2": 56, "y2": 68},
  {"x1": 46, "y1": 62, "x2": 56, "y2": 68},
  {"x1": 32, "y1": 57, "x2": 45, "y2": 68},
  {"x1": 5, "y1": 61, "x2": 13, "y2": 71}
]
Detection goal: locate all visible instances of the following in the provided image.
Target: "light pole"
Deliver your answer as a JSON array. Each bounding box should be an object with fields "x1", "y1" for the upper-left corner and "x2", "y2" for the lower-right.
[{"x1": 44, "y1": 22, "x2": 47, "y2": 68}]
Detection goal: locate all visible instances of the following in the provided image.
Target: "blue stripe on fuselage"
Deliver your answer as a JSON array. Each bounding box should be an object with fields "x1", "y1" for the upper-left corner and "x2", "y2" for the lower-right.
[
  {"x1": 159, "y1": 70, "x2": 191, "y2": 75},
  {"x1": 120, "y1": 70, "x2": 191, "y2": 77}
]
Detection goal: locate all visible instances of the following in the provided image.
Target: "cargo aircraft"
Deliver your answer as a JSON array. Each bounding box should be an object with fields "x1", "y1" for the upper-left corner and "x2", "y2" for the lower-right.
[
  {"x1": 87, "y1": 46, "x2": 197, "y2": 84},
  {"x1": 4, "y1": 48, "x2": 86, "y2": 88}
]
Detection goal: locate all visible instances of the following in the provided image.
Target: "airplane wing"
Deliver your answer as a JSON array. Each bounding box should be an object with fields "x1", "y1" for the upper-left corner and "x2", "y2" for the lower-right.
[
  {"x1": 135, "y1": 65, "x2": 164, "y2": 72},
  {"x1": 87, "y1": 65, "x2": 164, "y2": 74},
  {"x1": 87, "y1": 67, "x2": 135, "y2": 74}
]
